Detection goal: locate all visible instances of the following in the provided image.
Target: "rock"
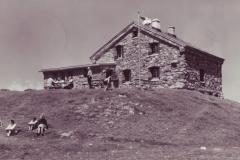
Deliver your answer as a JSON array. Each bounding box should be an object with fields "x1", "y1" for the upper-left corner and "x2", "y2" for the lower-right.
[
  {"x1": 170, "y1": 82, "x2": 185, "y2": 89},
  {"x1": 60, "y1": 131, "x2": 74, "y2": 138},
  {"x1": 200, "y1": 146, "x2": 207, "y2": 150},
  {"x1": 118, "y1": 94, "x2": 127, "y2": 98}
]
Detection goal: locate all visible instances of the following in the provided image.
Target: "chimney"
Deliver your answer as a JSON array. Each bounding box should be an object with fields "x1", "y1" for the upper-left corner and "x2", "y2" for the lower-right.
[
  {"x1": 167, "y1": 26, "x2": 176, "y2": 37},
  {"x1": 151, "y1": 19, "x2": 161, "y2": 32}
]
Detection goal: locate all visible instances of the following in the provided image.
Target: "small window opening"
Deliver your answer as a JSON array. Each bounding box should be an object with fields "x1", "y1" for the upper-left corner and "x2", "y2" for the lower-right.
[
  {"x1": 123, "y1": 69, "x2": 131, "y2": 81},
  {"x1": 132, "y1": 29, "x2": 138, "y2": 38},
  {"x1": 149, "y1": 42, "x2": 159, "y2": 55},
  {"x1": 149, "y1": 67, "x2": 160, "y2": 78},
  {"x1": 171, "y1": 62, "x2": 177, "y2": 68},
  {"x1": 200, "y1": 69, "x2": 205, "y2": 82},
  {"x1": 116, "y1": 45, "x2": 124, "y2": 59}
]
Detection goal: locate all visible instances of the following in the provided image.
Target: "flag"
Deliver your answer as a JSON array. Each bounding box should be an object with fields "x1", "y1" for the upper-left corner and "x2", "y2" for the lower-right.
[{"x1": 140, "y1": 16, "x2": 152, "y2": 25}]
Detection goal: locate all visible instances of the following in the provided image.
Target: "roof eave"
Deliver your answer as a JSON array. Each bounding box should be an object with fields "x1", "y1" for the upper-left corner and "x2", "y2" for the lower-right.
[
  {"x1": 39, "y1": 62, "x2": 116, "y2": 73},
  {"x1": 90, "y1": 21, "x2": 135, "y2": 60},
  {"x1": 185, "y1": 45, "x2": 224, "y2": 63},
  {"x1": 90, "y1": 21, "x2": 185, "y2": 61}
]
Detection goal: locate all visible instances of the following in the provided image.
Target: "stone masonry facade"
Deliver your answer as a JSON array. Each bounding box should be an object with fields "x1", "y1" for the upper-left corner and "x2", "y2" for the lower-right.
[
  {"x1": 94, "y1": 27, "x2": 223, "y2": 97},
  {"x1": 41, "y1": 22, "x2": 224, "y2": 97},
  {"x1": 96, "y1": 30, "x2": 186, "y2": 88}
]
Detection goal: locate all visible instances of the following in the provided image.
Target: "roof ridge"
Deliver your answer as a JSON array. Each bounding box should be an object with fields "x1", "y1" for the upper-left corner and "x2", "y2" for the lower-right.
[{"x1": 132, "y1": 21, "x2": 224, "y2": 61}]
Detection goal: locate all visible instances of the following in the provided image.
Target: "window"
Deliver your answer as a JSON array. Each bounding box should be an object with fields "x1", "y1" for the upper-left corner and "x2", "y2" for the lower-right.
[
  {"x1": 132, "y1": 29, "x2": 138, "y2": 38},
  {"x1": 149, "y1": 67, "x2": 160, "y2": 78},
  {"x1": 200, "y1": 69, "x2": 205, "y2": 82},
  {"x1": 116, "y1": 45, "x2": 124, "y2": 59},
  {"x1": 171, "y1": 62, "x2": 177, "y2": 68},
  {"x1": 149, "y1": 43, "x2": 159, "y2": 55},
  {"x1": 123, "y1": 69, "x2": 131, "y2": 81}
]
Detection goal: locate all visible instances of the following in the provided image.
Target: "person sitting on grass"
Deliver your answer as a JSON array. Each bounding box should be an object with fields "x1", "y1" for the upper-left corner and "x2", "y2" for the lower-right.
[
  {"x1": 5, "y1": 120, "x2": 16, "y2": 137},
  {"x1": 36, "y1": 114, "x2": 48, "y2": 136},
  {"x1": 28, "y1": 117, "x2": 38, "y2": 131}
]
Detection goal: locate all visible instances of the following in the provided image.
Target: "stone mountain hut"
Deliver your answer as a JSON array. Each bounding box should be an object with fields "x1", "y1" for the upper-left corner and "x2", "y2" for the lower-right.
[{"x1": 40, "y1": 18, "x2": 224, "y2": 97}]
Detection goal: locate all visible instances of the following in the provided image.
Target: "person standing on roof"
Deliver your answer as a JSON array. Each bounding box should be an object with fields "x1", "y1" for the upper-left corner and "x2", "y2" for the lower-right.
[{"x1": 87, "y1": 67, "x2": 93, "y2": 89}]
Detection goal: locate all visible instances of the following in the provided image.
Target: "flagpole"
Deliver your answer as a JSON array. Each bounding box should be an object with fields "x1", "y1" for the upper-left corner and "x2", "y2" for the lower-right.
[{"x1": 138, "y1": 11, "x2": 141, "y2": 87}]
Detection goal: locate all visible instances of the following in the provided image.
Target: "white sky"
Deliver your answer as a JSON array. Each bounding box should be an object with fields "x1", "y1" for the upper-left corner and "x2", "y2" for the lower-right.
[{"x1": 0, "y1": 0, "x2": 239, "y2": 102}]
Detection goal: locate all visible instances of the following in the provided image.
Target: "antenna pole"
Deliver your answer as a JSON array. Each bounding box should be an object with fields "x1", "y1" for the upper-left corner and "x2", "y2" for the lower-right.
[{"x1": 138, "y1": 11, "x2": 141, "y2": 87}]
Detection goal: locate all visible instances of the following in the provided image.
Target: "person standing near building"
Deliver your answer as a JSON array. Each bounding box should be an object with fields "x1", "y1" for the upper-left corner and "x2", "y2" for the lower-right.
[
  {"x1": 87, "y1": 67, "x2": 93, "y2": 89},
  {"x1": 100, "y1": 70, "x2": 106, "y2": 88},
  {"x1": 104, "y1": 75, "x2": 111, "y2": 91}
]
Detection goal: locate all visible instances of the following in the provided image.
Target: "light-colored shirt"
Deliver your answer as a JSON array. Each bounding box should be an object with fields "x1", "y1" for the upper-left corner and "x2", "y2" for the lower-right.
[
  {"x1": 5, "y1": 123, "x2": 16, "y2": 130},
  {"x1": 28, "y1": 119, "x2": 38, "y2": 125},
  {"x1": 47, "y1": 77, "x2": 54, "y2": 87},
  {"x1": 68, "y1": 78, "x2": 73, "y2": 83},
  {"x1": 87, "y1": 70, "x2": 93, "y2": 77}
]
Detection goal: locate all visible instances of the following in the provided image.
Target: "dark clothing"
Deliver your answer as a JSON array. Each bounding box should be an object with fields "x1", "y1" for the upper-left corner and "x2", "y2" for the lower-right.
[
  {"x1": 36, "y1": 118, "x2": 48, "y2": 129},
  {"x1": 87, "y1": 76, "x2": 92, "y2": 89}
]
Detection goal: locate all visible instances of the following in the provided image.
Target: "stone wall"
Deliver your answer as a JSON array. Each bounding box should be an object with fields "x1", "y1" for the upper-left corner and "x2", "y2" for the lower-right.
[
  {"x1": 43, "y1": 65, "x2": 116, "y2": 89},
  {"x1": 96, "y1": 30, "x2": 188, "y2": 89},
  {"x1": 184, "y1": 49, "x2": 223, "y2": 97},
  {"x1": 43, "y1": 69, "x2": 87, "y2": 89}
]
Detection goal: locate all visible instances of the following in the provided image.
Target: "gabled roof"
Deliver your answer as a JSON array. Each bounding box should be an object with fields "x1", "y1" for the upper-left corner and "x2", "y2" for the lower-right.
[{"x1": 90, "y1": 21, "x2": 224, "y2": 62}]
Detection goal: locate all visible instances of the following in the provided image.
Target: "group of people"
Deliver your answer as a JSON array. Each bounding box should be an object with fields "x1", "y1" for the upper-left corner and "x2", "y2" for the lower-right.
[
  {"x1": 46, "y1": 67, "x2": 115, "y2": 91},
  {"x1": 87, "y1": 67, "x2": 112, "y2": 91},
  {"x1": 46, "y1": 76, "x2": 73, "y2": 89},
  {"x1": 3, "y1": 114, "x2": 48, "y2": 137}
]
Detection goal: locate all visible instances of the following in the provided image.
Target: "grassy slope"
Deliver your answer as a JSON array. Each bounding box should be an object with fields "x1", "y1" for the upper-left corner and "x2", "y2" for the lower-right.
[{"x1": 0, "y1": 88, "x2": 240, "y2": 160}]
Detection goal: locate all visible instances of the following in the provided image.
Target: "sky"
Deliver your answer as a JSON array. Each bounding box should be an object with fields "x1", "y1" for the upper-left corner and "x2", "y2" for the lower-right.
[{"x1": 0, "y1": 0, "x2": 239, "y2": 102}]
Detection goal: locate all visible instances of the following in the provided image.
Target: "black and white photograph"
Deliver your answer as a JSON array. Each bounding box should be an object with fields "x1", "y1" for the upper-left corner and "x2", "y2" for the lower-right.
[{"x1": 0, "y1": 0, "x2": 239, "y2": 159}]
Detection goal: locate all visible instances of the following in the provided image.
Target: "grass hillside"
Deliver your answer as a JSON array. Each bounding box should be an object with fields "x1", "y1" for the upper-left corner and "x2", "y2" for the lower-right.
[{"x1": 1, "y1": 88, "x2": 240, "y2": 160}]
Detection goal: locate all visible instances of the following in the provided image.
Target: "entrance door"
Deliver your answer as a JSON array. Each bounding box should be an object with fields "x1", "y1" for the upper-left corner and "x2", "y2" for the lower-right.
[{"x1": 106, "y1": 69, "x2": 113, "y2": 78}]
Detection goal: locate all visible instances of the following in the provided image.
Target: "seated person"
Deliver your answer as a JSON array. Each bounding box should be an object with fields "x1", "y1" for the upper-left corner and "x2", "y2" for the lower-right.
[
  {"x1": 55, "y1": 78, "x2": 65, "y2": 88},
  {"x1": 36, "y1": 114, "x2": 48, "y2": 136},
  {"x1": 5, "y1": 120, "x2": 16, "y2": 136},
  {"x1": 28, "y1": 117, "x2": 38, "y2": 131},
  {"x1": 63, "y1": 77, "x2": 74, "y2": 89},
  {"x1": 46, "y1": 77, "x2": 54, "y2": 89}
]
